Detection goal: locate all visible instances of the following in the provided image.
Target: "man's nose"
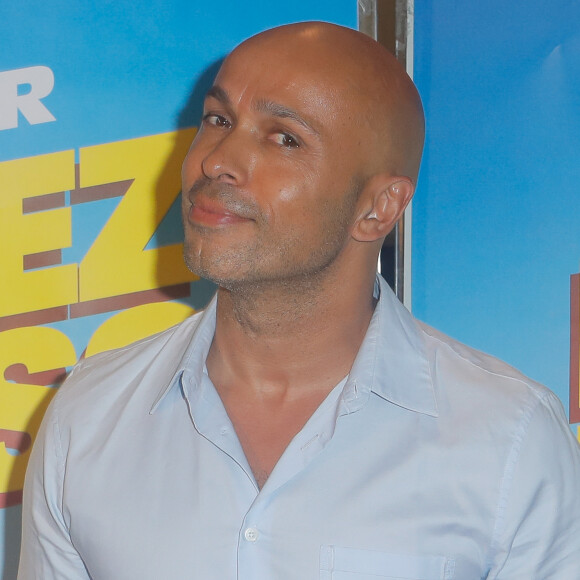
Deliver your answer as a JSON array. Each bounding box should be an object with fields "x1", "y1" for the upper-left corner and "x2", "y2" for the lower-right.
[{"x1": 201, "y1": 129, "x2": 254, "y2": 185}]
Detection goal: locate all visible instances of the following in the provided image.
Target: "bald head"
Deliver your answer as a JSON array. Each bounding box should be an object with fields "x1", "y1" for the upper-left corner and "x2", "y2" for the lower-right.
[
  {"x1": 230, "y1": 21, "x2": 425, "y2": 183},
  {"x1": 182, "y1": 21, "x2": 425, "y2": 288}
]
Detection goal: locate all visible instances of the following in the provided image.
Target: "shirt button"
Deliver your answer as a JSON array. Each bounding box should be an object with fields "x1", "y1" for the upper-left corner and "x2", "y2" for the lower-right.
[{"x1": 244, "y1": 527, "x2": 259, "y2": 542}]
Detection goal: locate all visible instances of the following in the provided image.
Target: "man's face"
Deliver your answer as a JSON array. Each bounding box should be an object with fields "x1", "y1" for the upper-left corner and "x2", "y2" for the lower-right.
[{"x1": 181, "y1": 39, "x2": 366, "y2": 289}]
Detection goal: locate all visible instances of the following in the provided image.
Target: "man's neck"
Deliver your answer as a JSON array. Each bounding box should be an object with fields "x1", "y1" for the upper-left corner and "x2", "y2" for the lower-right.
[
  {"x1": 205, "y1": 267, "x2": 377, "y2": 488},
  {"x1": 206, "y1": 270, "x2": 376, "y2": 398}
]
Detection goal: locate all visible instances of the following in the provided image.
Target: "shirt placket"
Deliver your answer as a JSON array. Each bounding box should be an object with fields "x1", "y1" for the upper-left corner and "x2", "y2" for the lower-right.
[{"x1": 235, "y1": 379, "x2": 355, "y2": 579}]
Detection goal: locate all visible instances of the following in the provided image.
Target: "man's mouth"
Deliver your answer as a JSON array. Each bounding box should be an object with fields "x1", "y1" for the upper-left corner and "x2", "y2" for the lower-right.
[
  {"x1": 185, "y1": 178, "x2": 259, "y2": 227},
  {"x1": 189, "y1": 196, "x2": 253, "y2": 227}
]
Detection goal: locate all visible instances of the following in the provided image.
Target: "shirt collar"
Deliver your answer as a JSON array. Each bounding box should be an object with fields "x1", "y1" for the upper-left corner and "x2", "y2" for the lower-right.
[
  {"x1": 150, "y1": 275, "x2": 437, "y2": 418},
  {"x1": 346, "y1": 275, "x2": 438, "y2": 417},
  {"x1": 149, "y1": 292, "x2": 218, "y2": 413}
]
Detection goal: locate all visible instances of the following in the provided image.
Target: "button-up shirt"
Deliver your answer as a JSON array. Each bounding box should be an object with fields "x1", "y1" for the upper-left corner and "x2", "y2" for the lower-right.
[{"x1": 18, "y1": 276, "x2": 580, "y2": 579}]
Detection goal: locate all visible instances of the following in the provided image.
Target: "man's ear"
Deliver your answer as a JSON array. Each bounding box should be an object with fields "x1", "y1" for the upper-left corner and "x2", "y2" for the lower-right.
[{"x1": 351, "y1": 175, "x2": 415, "y2": 242}]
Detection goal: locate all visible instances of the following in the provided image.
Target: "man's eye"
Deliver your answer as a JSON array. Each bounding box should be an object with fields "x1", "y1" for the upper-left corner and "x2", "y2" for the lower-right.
[
  {"x1": 273, "y1": 132, "x2": 300, "y2": 148},
  {"x1": 203, "y1": 114, "x2": 231, "y2": 128}
]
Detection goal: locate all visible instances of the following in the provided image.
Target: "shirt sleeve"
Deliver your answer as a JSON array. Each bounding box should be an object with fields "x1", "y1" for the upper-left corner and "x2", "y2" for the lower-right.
[
  {"x1": 490, "y1": 390, "x2": 580, "y2": 578},
  {"x1": 17, "y1": 395, "x2": 91, "y2": 580}
]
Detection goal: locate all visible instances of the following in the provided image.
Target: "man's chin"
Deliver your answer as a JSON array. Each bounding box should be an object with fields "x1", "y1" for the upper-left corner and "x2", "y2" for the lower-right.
[{"x1": 183, "y1": 251, "x2": 242, "y2": 289}]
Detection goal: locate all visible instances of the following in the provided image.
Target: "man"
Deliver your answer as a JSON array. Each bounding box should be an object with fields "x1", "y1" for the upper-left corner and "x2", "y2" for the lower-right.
[{"x1": 19, "y1": 22, "x2": 580, "y2": 579}]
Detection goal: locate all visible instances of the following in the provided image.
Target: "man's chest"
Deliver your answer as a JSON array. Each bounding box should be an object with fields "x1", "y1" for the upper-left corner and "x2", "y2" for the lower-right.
[{"x1": 63, "y1": 401, "x2": 495, "y2": 580}]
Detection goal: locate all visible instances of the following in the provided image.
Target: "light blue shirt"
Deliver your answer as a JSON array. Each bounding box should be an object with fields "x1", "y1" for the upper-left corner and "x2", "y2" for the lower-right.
[{"x1": 19, "y1": 277, "x2": 580, "y2": 579}]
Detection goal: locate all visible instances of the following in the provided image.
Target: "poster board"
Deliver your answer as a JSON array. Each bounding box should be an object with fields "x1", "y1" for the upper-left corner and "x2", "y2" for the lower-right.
[{"x1": 0, "y1": 3, "x2": 357, "y2": 577}]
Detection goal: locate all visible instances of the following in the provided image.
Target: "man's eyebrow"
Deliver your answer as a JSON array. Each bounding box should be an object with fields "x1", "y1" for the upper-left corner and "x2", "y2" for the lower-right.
[
  {"x1": 205, "y1": 85, "x2": 230, "y2": 105},
  {"x1": 204, "y1": 88, "x2": 320, "y2": 137},
  {"x1": 255, "y1": 99, "x2": 320, "y2": 136}
]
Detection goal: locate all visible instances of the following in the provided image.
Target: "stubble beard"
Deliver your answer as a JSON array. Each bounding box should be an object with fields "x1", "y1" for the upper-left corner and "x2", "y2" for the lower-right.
[{"x1": 183, "y1": 177, "x2": 363, "y2": 299}]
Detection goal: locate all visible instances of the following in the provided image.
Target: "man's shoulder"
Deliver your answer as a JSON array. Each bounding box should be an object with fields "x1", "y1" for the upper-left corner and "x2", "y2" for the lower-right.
[
  {"x1": 74, "y1": 310, "x2": 204, "y2": 377},
  {"x1": 416, "y1": 320, "x2": 558, "y2": 413},
  {"x1": 53, "y1": 310, "x2": 206, "y2": 418}
]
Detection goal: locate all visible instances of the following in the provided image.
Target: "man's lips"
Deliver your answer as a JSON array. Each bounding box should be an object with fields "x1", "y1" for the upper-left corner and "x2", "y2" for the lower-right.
[{"x1": 189, "y1": 197, "x2": 252, "y2": 227}]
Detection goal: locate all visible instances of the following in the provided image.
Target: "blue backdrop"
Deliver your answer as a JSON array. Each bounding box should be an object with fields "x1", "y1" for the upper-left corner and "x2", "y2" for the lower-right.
[{"x1": 413, "y1": 0, "x2": 580, "y2": 427}]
